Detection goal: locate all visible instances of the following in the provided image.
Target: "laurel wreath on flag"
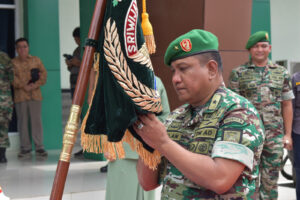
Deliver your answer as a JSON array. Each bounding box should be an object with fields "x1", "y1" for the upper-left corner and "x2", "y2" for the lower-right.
[{"x1": 103, "y1": 18, "x2": 162, "y2": 113}]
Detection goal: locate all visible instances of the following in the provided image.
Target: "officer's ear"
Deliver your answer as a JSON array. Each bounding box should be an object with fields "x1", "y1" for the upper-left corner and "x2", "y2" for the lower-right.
[{"x1": 206, "y1": 60, "x2": 218, "y2": 80}]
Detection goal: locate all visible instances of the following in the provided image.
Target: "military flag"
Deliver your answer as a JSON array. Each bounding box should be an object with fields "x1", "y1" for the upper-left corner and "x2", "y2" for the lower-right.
[{"x1": 81, "y1": 0, "x2": 162, "y2": 169}]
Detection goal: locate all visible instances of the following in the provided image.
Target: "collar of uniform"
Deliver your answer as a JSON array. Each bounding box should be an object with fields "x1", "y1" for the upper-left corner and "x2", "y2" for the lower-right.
[
  {"x1": 182, "y1": 105, "x2": 204, "y2": 127},
  {"x1": 182, "y1": 87, "x2": 224, "y2": 127},
  {"x1": 182, "y1": 105, "x2": 194, "y2": 127},
  {"x1": 247, "y1": 59, "x2": 274, "y2": 69}
]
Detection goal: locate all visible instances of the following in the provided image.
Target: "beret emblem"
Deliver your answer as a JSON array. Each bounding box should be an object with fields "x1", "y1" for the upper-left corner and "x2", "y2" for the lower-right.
[{"x1": 180, "y1": 39, "x2": 192, "y2": 52}]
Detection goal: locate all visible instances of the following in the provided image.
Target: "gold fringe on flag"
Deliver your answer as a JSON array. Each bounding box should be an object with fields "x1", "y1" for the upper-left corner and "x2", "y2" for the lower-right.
[
  {"x1": 81, "y1": 52, "x2": 161, "y2": 170},
  {"x1": 141, "y1": 0, "x2": 156, "y2": 54}
]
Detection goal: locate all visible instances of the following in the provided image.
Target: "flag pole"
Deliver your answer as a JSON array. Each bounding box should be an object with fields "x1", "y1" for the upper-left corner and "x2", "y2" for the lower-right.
[{"x1": 50, "y1": 0, "x2": 106, "y2": 199}]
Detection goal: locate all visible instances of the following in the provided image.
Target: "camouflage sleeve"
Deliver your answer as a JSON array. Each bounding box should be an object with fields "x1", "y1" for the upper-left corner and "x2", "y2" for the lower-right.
[
  {"x1": 282, "y1": 69, "x2": 294, "y2": 101},
  {"x1": 35, "y1": 57, "x2": 47, "y2": 86},
  {"x1": 228, "y1": 69, "x2": 240, "y2": 94},
  {"x1": 0, "y1": 52, "x2": 13, "y2": 83},
  {"x1": 211, "y1": 108, "x2": 264, "y2": 171},
  {"x1": 6, "y1": 58, "x2": 13, "y2": 84}
]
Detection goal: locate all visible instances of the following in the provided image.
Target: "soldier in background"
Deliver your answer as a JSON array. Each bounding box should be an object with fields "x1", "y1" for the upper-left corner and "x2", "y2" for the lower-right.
[
  {"x1": 229, "y1": 31, "x2": 294, "y2": 200},
  {"x1": 136, "y1": 29, "x2": 265, "y2": 199},
  {"x1": 0, "y1": 51, "x2": 14, "y2": 163}
]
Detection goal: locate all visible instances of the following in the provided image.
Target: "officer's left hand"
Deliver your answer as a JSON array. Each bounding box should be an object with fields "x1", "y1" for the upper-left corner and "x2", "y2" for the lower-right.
[
  {"x1": 283, "y1": 135, "x2": 293, "y2": 150},
  {"x1": 133, "y1": 113, "x2": 170, "y2": 150}
]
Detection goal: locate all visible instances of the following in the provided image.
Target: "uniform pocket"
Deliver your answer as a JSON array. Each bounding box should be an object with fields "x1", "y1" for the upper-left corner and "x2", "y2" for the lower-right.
[
  {"x1": 240, "y1": 82, "x2": 257, "y2": 100},
  {"x1": 269, "y1": 84, "x2": 282, "y2": 102}
]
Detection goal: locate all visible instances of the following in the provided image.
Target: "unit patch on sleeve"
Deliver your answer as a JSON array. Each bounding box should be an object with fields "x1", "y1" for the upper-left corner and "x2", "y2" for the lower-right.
[
  {"x1": 189, "y1": 141, "x2": 209, "y2": 154},
  {"x1": 223, "y1": 117, "x2": 244, "y2": 125},
  {"x1": 222, "y1": 129, "x2": 242, "y2": 143}
]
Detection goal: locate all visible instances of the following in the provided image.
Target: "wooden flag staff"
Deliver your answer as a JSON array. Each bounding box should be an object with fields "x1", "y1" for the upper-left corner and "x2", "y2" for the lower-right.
[{"x1": 50, "y1": 0, "x2": 106, "y2": 199}]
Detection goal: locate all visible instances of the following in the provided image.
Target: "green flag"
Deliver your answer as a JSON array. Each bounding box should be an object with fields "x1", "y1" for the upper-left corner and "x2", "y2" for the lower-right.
[{"x1": 82, "y1": 0, "x2": 162, "y2": 169}]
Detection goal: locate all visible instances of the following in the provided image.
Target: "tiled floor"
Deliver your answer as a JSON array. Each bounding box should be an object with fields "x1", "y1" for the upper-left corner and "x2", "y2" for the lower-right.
[
  {"x1": 1, "y1": 149, "x2": 108, "y2": 200},
  {"x1": 0, "y1": 133, "x2": 296, "y2": 200}
]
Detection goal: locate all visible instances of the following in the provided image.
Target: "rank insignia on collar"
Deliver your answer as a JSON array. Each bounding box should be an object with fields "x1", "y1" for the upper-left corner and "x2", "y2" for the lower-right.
[{"x1": 180, "y1": 39, "x2": 192, "y2": 52}]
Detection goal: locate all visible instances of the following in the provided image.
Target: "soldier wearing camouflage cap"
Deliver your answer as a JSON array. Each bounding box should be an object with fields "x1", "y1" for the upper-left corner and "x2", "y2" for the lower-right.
[
  {"x1": 135, "y1": 29, "x2": 264, "y2": 199},
  {"x1": 229, "y1": 31, "x2": 294, "y2": 199},
  {"x1": 0, "y1": 51, "x2": 13, "y2": 163}
]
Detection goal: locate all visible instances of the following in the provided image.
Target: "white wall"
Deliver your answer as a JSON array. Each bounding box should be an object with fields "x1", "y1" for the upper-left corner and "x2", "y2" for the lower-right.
[
  {"x1": 59, "y1": 0, "x2": 80, "y2": 89},
  {"x1": 270, "y1": 0, "x2": 300, "y2": 73}
]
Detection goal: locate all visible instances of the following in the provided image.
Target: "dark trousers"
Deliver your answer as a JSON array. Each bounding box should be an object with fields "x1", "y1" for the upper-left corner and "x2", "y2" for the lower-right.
[
  {"x1": 293, "y1": 133, "x2": 300, "y2": 200},
  {"x1": 15, "y1": 100, "x2": 44, "y2": 151},
  {"x1": 71, "y1": 87, "x2": 75, "y2": 99}
]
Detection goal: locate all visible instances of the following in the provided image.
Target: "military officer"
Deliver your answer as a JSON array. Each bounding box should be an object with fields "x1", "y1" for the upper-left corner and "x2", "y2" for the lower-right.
[
  {"x1": 135, "y1": 29, "x2": 265, "y2": 199},
  {"x1": 229, "y1": 31, "x2": 294, "y2": 200},
  {"x1": 0, "y1": 51, "x2": 14, "y2": 163}
]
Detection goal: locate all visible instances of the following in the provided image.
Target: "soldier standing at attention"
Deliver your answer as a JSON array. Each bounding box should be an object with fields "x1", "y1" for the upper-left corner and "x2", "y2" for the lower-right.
[
  {"x1": 228, "y1": 31, "x2": 294, "y2": 200},
  {"x1": 135, "y1": 29, "x2": 265, "y2": 199},
  {"x1": 0, "y1": 51, "x2": 13, "y2": 163}
]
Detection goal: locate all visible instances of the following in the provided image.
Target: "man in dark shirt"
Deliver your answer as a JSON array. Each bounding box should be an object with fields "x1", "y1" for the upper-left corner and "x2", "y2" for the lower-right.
[
  {"x1": 65, "y1": 27, "x2": 82, "y2": 156},
  {"x1": 65, "y1": 27, "x2": 81, "y2": 99},
  {"x1": 292, "y1": 71, "x2": 300, "y2": 199}
]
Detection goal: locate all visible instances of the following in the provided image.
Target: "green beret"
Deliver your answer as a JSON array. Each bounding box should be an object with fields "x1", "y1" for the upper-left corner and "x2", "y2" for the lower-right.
[
  {"x1": 246, "y1": 31, "x2": 270, "y2": 49},
  {"x1": 164, "y1": 29, "x2": 219, "y2": 66}
]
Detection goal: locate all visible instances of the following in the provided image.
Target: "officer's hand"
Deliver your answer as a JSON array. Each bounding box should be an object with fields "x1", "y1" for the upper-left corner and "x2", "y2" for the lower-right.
[
  {"x1": 133, "y1": 113, "x2": 170, "y2": 150},
  {"x1": 283, "y1": 135, "x2": 293, "y2": 150}
]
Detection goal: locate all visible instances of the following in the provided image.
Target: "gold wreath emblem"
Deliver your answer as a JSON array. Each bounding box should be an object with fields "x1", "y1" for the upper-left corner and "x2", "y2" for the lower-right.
[
  {"x1": 130, "y1": 43, "x2": 153, "y2": 70},
  {"x1": 103, "y1": 18, "x2": 162, "y2": 113}
]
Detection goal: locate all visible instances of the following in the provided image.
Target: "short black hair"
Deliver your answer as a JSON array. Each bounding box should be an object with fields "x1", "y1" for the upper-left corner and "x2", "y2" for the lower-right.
[
  {"x1": 73, "y1": 27, "x2": 80, "y2": 38},
  {"x1": 196, "y1": 51, "x2": 223, "y2": 72},
  {"x1": 15, "y1": 38, "x2": 29, "y2": 46}
]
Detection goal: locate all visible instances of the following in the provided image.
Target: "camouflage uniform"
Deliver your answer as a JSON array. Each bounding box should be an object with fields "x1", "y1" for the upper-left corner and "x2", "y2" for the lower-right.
[
  {"x1": 228, "y1": 61, "x2": 294, "y2": 199},
  {"x1": 159, "y1": 86, "x2": 264, "y2": 199},
  {"x1": 0, "y1": 52, "x2": 14, "y2": 148}
]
